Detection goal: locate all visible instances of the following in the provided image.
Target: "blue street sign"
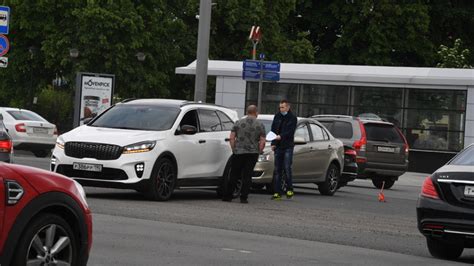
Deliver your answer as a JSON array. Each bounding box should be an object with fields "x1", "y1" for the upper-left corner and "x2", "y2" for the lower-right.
[
  {"x1": 0, "y1": 6, "x2": 10, "y2": 34},
  {"x1": 263, "y1": 72, "x2": 280, "y2": 81},
  {"x1": 242, "y1": 70, "x2": 260, "y2": 80},
  {"x1": 0, "y1": 35, "x2": 9, "y2": 57},
  {"x1": 262, "y1": 61, "x2": 280, "y2": 72},
  {"x1": 243, "y1": 60, "x2": 261, "y2": 72}
]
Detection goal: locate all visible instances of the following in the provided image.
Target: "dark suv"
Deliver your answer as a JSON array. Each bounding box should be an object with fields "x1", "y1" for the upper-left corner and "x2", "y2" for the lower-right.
[{"x1": 312, "y1": 115, "x2": 409, "y2": 189}]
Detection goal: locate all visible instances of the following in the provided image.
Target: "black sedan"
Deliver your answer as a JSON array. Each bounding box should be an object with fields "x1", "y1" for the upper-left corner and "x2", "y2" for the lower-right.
[
  {"x1": 0, "y1": 114, "x2": 12, "y2": 163},
  {"x1": 417, "y1": 144, "x2": 474, "y2": 260}
]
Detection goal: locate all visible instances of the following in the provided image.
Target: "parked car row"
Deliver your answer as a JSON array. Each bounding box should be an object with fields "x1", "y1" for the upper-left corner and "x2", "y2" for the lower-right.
[{"x1": 48, "y1": 99, "x2": 413, "y2": 200}]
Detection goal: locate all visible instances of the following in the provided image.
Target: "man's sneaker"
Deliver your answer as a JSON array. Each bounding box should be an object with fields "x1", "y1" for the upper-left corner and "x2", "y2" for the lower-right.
[
  {"x1": 271, "y1": 193, "x2": 281, "y2": 200},
  {"x1": 240, "y1": 198, "x2": 248, "y2": 204},
  {"x1": 286, "y1": 190, "x2": 294, "y2": 199}
]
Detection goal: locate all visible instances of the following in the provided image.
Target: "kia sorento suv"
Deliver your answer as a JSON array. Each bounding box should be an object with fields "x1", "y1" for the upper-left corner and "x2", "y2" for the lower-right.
[{"x1": 52, "y1": 99, "x2": 238, "y2": 201}]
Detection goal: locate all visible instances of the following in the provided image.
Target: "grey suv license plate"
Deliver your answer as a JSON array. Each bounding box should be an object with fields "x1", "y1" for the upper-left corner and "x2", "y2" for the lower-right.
[
  {"x1": 73, "y1": 162, "x2": 102, "y2": 172},
  {"x1": 377, "y1": 146, "x2": 395, "y2": 153}
]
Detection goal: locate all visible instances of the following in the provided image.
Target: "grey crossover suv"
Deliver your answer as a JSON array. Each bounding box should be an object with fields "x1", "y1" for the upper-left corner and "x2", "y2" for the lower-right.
[{"x1": 312, "y1": 115, "x2": 409, "y2": 189}]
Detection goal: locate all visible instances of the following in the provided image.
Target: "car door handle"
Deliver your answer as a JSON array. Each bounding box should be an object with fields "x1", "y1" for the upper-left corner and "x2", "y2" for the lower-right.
[
  {"x1": 328, "y1": 145, "x2": 332, "y2": 149},
  {"x1": 199, "y1": 140, "x2": 206, "y2": 144},
  {"x1": 224, "y1": 138, "x2": 230, "y2": 142}
]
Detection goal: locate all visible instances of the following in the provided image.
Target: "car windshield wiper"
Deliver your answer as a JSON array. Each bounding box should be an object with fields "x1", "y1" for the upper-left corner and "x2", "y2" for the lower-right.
[{"x1": 109, "y1": 126, "x2": 144, "y2": 130}]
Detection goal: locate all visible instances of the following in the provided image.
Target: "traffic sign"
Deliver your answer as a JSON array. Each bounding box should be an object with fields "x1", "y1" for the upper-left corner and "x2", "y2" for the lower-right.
[
  {"x1": 0, "y1": 56, "x2": 7, "y2": 68},
  {"x1": 0, "y1": 6, "x2": 10, "y2": 34},
  {"x1": 243, "y1": 60, "x2": 280, "y2": 72},
  {"x1": 242, "y1": 70, "x2": 260, "y2": 80},
  {"x1": 243, "y1": 60, "x2": 260, "y2": 72},
  {"x1": 0, "y1": 35, "x2": 9, "y2": 57},
  {"x1": 263, "y1": 72, "x2": 280, "y2": 81},
  {"x1": 262, "y1": 61, "x2": 280, "y2": 72}
]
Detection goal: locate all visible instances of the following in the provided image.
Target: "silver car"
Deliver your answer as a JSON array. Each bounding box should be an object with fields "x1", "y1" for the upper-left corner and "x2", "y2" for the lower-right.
[{"x1": 252, "y1": 115, "x2": 344, "y2": 196}]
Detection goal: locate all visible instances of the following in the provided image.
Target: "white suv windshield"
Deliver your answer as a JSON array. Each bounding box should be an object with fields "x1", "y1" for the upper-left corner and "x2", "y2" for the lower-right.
[{"x1": 90, "y1": 105, "x2": 180, "y2": 131}]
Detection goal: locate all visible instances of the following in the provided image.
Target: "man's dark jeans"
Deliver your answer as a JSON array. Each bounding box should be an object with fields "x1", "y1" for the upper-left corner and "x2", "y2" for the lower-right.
[
  {"x1": 225, "y1": 153, "x2": 259, "y2": 200},
  {"x1": 274, "y1": 147, "x2": 294, "y2": 194}
]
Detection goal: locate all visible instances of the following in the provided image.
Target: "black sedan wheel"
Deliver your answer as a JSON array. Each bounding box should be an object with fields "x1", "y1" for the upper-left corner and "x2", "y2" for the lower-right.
[
  {"x1": 146, "y1": 158, "x2": 176, "y2": 201},
  {"x1": 427, "y1": 238, "x2": 464, "y2": 260},
  {"x1": 14, "y1": 214, "x2": 76, "y2": 266},
  {"x1": 318, "y1": 163, "x2": 339, "y2": 196}
]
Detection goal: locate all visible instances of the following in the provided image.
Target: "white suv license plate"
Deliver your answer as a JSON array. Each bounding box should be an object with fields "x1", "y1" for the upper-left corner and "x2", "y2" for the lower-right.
[
  {"x1": 73, "y1": 162, "x2": 102, "y2": 172},
  {"x1": 377, "y1": 146, "x2": 395, "y2": 153},
  {"x1": 464, "y1": 186, "x2": 474, "y2": 197}
]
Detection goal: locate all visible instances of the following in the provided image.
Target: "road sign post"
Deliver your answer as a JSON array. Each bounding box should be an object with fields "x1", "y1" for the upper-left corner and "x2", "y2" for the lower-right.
[{"x1": 242, "y1": 56, "x2": 280, "y2": 113}]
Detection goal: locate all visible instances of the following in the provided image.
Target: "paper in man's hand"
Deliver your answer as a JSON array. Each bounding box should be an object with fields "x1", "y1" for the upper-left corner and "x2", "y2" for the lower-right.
[{"x1": 266, "y1": 131, "x2": 277, "y2": 141}]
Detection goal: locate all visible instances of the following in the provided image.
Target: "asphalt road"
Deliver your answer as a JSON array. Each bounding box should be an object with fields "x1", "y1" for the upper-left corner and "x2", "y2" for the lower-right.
[{"x1": 12, "y1": 151, "x2": 474, "y2": 265}]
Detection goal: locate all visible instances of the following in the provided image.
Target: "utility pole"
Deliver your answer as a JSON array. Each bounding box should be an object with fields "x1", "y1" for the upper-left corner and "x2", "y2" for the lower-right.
[{"x1": 194, "y1": 0, "x2": 212, "y2": 103}]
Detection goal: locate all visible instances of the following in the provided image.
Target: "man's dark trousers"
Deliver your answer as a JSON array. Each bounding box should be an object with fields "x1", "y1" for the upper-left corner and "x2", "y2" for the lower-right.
[
  {"x1": 225, "y1": 153, "x2": 259, "y2": 200},
  {"x1": 274, "y1": 147, "x2": 294, "y2": 194}
]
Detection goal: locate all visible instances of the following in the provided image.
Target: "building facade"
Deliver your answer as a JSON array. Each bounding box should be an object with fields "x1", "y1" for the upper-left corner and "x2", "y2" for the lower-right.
[{"x1": 176, "y1": 60, "x2": 474, "y2": 173}]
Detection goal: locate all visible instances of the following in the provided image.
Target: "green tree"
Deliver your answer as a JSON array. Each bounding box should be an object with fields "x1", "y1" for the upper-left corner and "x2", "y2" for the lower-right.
[
  {"x1": 436, "y1": 38, "x2": 472, "y2": 68},
  {"x1": 297, "y1": 0, "x2": 433, "y2": 66}
]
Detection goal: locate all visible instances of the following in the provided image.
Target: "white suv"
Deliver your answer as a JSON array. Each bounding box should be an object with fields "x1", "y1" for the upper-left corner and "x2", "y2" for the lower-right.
[{"x1": 51, "y1": 99, "x2": 238, "y2": 201}]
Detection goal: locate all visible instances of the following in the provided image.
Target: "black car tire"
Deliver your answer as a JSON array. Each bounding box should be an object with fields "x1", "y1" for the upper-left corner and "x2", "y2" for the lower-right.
[
  {"x1": 33, "y1": 149, "x2": 50, "y2": 158},
  {"x1": 145, "y1": 158, "x2": 176, "y2": 201},
  {"x1": 318, "y1": 163, "x2": 340, "y2": 196},
  {"x1": 13, "y1": 213, "x2": 78, "y2": 266},
  {"x1": 372, "y1": 178, "x2": 395, "y2": 190},
  {"x1": 427, "y1": 237, "x2": 464, "y2": 260}
]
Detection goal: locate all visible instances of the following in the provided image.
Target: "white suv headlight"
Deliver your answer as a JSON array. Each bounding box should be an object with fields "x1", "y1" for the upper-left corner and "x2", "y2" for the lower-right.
[
  {"x1": 56, "y1": 137, "x2": 65, "y2": 149},
  {"x1": 123, "y1": 141, "x2": 156, "y2": 154}
]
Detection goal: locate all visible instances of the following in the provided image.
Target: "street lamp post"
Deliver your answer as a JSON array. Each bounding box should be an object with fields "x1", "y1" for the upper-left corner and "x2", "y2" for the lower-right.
[
  {"x1": 28, "y1": 46, "x2": 38, "y2": 109},
  {"x1": 70, "y1": 48, "x2": 81, "y2": 128},
  {"x1": 135, "y1": 52, "x2": 146, "y2": 97}
]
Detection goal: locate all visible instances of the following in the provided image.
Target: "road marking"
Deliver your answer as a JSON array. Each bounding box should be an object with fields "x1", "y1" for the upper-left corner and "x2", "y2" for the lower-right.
[
  {"x1": 239, "y1": 250, "x2": 252, "y2": 254},
  {"x1": 221, "y1": 248, "x2": 235, "y2": 251}
]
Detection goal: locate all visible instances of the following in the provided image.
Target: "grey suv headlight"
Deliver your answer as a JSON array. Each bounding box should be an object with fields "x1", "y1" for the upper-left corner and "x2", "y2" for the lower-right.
[{"x1": 123, "y1": 141, "x2": 156, "y2": 154}]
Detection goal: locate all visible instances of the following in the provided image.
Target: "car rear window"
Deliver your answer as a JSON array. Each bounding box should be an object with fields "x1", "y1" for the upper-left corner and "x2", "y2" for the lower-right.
[
  {"x1": 449, "y1": 146, "x2": 474, "y2": 166},
  {"x1": 319, "y1": 121, "x2": 353, "y2": 139},
  {"x1": 7, "y1": 110, "x2": 47, "y2": 122},
  {"x1": 364, "y1": 123, "x2": 404, "y2": 143},
  {"x1": 90, "y1": 105, "x2": 180, "y2": 131}
]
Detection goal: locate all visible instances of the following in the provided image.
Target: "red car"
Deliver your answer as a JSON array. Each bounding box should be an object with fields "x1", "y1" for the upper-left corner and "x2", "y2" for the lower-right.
[{"x1": 0, "y1": 163, "x2": 92, "y2": 265}]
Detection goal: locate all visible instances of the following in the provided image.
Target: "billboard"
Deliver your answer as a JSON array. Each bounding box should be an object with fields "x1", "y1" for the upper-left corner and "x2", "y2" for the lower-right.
[{"x1": 74, "y1": 73, "x2": 115, "y2": 127}]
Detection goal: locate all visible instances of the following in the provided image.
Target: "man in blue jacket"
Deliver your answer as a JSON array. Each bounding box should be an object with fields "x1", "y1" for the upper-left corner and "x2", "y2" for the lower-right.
[{"x1": 271, "y1": 99, "x2": 297, "y2": 200}]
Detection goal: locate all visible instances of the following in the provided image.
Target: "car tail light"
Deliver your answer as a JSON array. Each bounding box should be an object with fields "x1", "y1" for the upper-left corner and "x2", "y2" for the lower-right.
[
  {"x1": 421, "y1": 177, "x2": 439, "y2": 200},
  {"x1": 0, "y1": 139, "x2": 12, "y2": 153},
  {"x1": 353, "y1": 119, "x2": 367, "y2": 163},
  {"x1": 396, "y1": 128, "x2": 409, "y2": 154},
  {"x1": 344, "y1": 149, "x2": 357, "y2": 156},
  {"x1": 15, "y1": 123, "x2": 26, "y2": 132},
  {"x1": 423, "y1": 224, "x2": 444, "y2": 230}
]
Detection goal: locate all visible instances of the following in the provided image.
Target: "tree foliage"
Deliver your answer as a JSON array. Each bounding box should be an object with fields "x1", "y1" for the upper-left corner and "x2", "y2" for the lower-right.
[
  {"x1": 436, "y1": 38, "x2": 472, "y2": 68},
  {"x1": 0, "y1": 0, "x2": 473, "y2": 129}
]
